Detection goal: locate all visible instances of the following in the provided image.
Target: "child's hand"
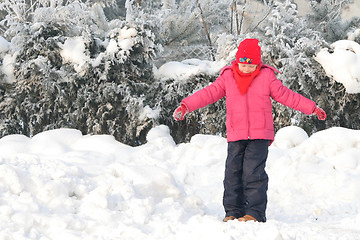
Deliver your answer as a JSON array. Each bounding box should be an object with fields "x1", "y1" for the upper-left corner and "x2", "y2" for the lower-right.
[
  {"x1": 313, "y1": 106, "x2": 326, "y2": 120},
  {"x1": 173, "y1": 104, "x2": 188, "y2": 121}
]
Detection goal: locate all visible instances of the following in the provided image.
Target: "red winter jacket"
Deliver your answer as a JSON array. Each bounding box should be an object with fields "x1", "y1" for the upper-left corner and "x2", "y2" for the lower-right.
[{"x1": 181, "y1": 63, "x2": 316, "y2": 142}]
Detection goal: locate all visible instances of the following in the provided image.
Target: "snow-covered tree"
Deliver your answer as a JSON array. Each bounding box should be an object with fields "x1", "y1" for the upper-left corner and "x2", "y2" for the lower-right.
[
  {"x1": 0, "y1": 0, "x2": 359, "y2": 145},
  {"x1": 0, "y1": 0, "x2": 158, "y2": 145},
  {"x1": 255, "y1": 0, "x2": 360, "y2": 134},
  {"x1": 307, "y1": 0, "x2": 354, "y2": 42}
]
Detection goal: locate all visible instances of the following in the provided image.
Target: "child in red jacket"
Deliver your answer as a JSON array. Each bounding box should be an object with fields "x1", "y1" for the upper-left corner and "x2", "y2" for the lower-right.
[{"x1": 173, "y1": 39, "x2": 326, "y2": 222}]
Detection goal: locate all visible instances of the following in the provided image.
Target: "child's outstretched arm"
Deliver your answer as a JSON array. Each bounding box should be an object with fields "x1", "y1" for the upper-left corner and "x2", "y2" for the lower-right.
[
  {"x1": 173, "y1": 74, "x2": 226, "y2": 121},
  {"x1": 269, "y1": 73, "x2": 326, "y2": 120}
]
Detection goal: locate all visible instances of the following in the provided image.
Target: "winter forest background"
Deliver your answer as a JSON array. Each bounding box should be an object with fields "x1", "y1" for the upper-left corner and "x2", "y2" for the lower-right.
[{"x1": 0, "y1": 0, "x2": 359, "y2": 146}]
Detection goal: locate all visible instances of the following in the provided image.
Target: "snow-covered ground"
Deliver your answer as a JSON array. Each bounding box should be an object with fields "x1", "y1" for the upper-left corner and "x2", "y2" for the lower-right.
[{"x1": 0, "y1": 126, "x2": 360, "y2": 239}]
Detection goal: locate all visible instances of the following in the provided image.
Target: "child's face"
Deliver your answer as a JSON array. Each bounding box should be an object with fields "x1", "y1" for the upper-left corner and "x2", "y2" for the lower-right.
[{"x1": 238, "y1": 63, "x2": 258, "y2": 74}]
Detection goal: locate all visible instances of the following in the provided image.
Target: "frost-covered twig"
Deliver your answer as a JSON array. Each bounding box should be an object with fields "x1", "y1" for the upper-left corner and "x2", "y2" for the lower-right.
[
  {"x1": 195, "y1": 0, "x2": 215, "y2": 60},
  {"x1": 248, "y1": 3, "x2": 273, "y2": 32}
]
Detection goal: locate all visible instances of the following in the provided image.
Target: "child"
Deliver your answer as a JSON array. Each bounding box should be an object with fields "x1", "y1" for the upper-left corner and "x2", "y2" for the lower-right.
[{"x1": 173, "y1": 38, "x2": 326, "y2": 223}]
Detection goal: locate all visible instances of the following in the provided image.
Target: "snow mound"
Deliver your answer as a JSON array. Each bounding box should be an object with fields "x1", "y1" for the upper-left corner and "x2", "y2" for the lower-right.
[
  {"x1": 0, "y1": 126, "x2": 360, "y2": 239},
  {"x1": 272, "y1": 126, "x2": 308, "y2": 149}
]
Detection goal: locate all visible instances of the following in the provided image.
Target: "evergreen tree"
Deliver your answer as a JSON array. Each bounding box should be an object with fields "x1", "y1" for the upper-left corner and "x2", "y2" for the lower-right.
[
  {"x1": 0, "y1": 0, "x2": 158, "y2": 145},
  {"x1": 255, "y1": 0, "x2": 360, "y2": 134},
  {"x1": 254, "y1": 0, "x2": 328, "y2": 134},
  {"x1": 0, "y1": 0, "x2": 359, "y2": 146},
  {"x1": 307, "y1": 0, "x2": 353, "y2": 42}
]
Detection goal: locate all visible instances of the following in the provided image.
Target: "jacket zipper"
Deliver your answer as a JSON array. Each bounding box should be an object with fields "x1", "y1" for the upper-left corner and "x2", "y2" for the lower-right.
[{"x1": 246, "y1": 92, "x2": 250, "y2": 140}]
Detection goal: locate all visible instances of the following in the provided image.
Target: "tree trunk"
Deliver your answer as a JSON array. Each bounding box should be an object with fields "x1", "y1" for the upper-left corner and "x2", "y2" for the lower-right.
[{"x1": 196, "y1": 0, "x2": 215, "y2": 61}]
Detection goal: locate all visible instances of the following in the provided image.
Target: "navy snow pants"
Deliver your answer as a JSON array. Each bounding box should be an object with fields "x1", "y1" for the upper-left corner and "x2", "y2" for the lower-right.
[{"x1": 223, "y1": 139, "x2": 270, "y2": 222}]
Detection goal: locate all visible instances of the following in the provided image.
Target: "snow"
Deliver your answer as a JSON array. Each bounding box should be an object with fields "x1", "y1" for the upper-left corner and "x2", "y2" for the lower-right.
[
  {"x1": 1, "y1": 18, "x2": 360, "y2": 239},
  {"x1": 59, "y1": 37, "x2": 90, "y2": 75},
  {"x1": 138, "y1": 105, "x2": 160, "y2": 121},
  {"x1": 154, "y1": 59, "x2": 226, "y2": 81},
  {"x1": 56, "y1": 26, "x2": 138, "y2": 76},
  {"x1": 106, "y1": 27, "x2": 137, "y2": 55},
  {"x1": 0, "y1": 53, "x2": 16, "y2": 84},
  {"x1": 0, "y1": 36, "x2": 16, "y2": 83},
  {"x1": 106, "y1": 39, "x2": 119, "y2": 55},
  {"x1": 348, "y1": 29, "x2": 360, "y2": 41},
  {"x1": 1, "y1": 126, "x2": 360, "y2": 239},
  {"x1": 315, "y1": 40, "x2": 360, "y2": 94},
  {"x1": 272, "y1": 126, "x2": 309, "y2": 149},
  {"x1": 119, "y1": 27, "x2": 137, "y2": 40},
  {"x1": 0, "y1": 36, "x2": 10, "y2": 54}
]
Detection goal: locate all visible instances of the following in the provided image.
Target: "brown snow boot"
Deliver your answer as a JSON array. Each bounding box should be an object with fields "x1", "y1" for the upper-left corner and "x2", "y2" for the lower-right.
[
  {"x1": 238, "y1": 215, "x2": 257, "y2": 222},
  {"x1": 223, "y1": 216, "x2": 236, "y2": 222}
]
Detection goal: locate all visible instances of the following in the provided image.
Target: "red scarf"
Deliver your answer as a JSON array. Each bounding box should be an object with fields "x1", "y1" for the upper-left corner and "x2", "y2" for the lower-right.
[{"x1": 232, "y1": 62, "x2": 262, "y2": 95}]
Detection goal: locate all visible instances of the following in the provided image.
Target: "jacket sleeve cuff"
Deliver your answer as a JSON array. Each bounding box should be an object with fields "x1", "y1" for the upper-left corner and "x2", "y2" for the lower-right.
[
  {"x1": 311, "y1": 104, "x2": 317, "y2": 114},
  {"x1": 181, "y1": 101, "x2": 191, "y2": 113}
]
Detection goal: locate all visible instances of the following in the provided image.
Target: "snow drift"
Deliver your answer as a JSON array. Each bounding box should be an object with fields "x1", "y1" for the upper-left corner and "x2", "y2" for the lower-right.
[{"x1": 0, "y1": 126, "x2": 359, "y2": 239}]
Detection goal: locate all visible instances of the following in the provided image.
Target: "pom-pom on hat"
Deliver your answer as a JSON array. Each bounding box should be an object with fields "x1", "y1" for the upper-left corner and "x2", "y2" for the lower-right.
[{"x1": 235, "y1": 38, "x2": 261, "y2": 65}]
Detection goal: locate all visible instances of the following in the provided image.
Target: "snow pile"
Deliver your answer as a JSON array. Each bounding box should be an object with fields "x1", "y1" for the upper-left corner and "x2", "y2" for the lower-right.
[
  {"x1": 58, "y1": 27, "x2": 138, "y2": 75},
  {"x1": 315, "y1": 40, "x2": 360, "y2": 93},
  {"x1": 105, "y1": 27, "x2": 138, "y2": 56},
  {"x1": 272, "y1": 126, "x2": 309, "y2": 149},
  {"x1": 154, "y1": 59, "x2": 225, "y2": 81},
  {"x1": 0, "y1": 126, "x2": 360, "y2": 239},
  {"x1": 59, "y1": 37, "x2": 90, "y2": 74}
]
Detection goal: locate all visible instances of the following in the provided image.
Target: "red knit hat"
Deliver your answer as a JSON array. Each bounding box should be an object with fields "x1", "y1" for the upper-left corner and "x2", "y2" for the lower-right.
[{"x1": 235, "y1": 38, "x2": 261, "y2": 65}]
